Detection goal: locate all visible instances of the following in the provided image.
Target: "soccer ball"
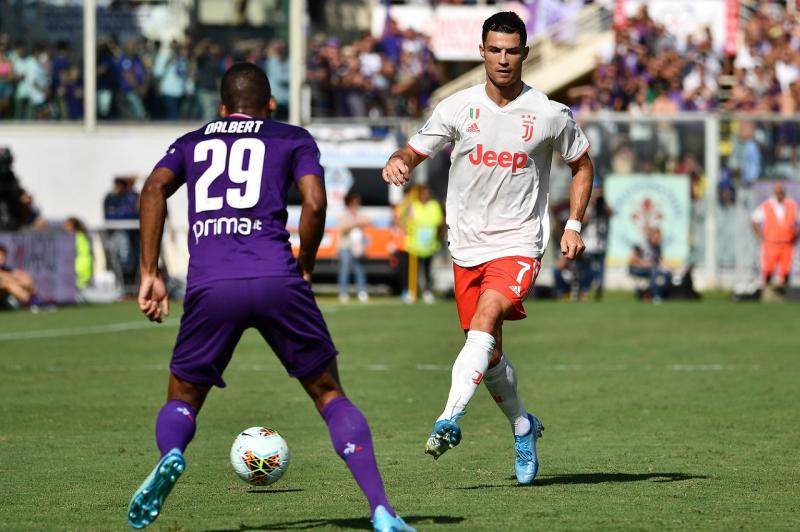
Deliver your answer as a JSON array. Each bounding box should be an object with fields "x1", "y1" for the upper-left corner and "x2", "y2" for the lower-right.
[{"x1": 230, "y1": 427, "x2": 290, "y2": 486}]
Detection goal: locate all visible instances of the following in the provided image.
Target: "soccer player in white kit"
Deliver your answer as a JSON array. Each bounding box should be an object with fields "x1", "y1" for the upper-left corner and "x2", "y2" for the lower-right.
[{"x1": 381, "y1": 12, "x2": 594, "y2": 484}]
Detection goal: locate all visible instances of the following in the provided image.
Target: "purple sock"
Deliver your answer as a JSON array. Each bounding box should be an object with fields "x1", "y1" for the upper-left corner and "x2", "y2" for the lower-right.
[
  {"x1": 322, "y1": 396, "x2": 395, "y2": 517},
  {"x1": 155, "y1": 400, "x2": 197, "y2": 456}
]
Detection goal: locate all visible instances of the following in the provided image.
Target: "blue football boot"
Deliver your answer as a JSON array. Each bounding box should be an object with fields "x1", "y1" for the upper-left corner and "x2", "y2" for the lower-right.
[
  {"x1": 128, "y1": 449, "x2": 185, "y2": 529},
  {"x1": 514, "y1": 414, "x2": 544, "y2": 485},
  {"x1": 424, "y1": 413, "x2": 463, "y2": 460},
  {"x1": 373, "y1": 505, "x2": 416, "y2": 532}
]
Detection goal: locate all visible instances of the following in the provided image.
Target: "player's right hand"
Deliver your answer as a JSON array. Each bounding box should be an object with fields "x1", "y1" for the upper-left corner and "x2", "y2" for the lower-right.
[
  {"x1": 138, "y1": 273, "x2": 169, "y2": 323},
  {"x1": 382, "y1": 157, "x2": 410, "y2": 186}
]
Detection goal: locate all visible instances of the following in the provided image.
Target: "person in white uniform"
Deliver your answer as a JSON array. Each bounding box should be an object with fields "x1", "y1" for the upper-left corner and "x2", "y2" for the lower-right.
[{"x1": 381, "y1": 11, "x2": 594, "y2": 485}]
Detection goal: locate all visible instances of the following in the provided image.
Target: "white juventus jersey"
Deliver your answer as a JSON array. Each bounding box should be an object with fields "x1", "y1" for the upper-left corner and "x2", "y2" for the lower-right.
[{"x1": 408, "y1": 83, "x2": 590, "y2": 267}]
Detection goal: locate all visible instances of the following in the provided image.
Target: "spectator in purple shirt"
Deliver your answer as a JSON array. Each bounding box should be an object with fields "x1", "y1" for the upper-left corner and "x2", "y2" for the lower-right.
[{"x1": 115, "y1": 39, "x2": 148, "y2": 119}]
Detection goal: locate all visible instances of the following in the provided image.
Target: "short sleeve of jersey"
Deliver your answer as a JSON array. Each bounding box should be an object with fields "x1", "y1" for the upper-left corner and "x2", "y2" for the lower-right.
[
  {"x1": 292, "y1": 132, "x2": 325, "y2": 182},
  {"x1": 407, "y1": 102, "x2": 456, "y2": 157},
  {"x1": 154, "y1": 140, "x2": 186, "y2": 181},
  {"x1": 552, "y1": 105, "x2": 590, "y2": 163}
]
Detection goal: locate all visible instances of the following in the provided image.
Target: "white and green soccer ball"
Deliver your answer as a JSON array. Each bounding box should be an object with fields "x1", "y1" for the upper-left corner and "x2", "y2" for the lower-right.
[{"x1": 230, "y1": 427, "x2": 290, "y2": 486}]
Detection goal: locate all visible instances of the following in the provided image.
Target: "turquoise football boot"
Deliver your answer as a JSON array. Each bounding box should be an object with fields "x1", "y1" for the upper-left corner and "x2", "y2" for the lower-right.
[
  {"x1": 128, "y1": 449, "x2": 185, "y2": 529},
  {"x1": 424, "y1": 413, "x2": 464, "y2": 460},
  {"x1": 373, "y1": 505, "x2": 416, "y2": 532},
  {"x1": 514, "y1": 414, "x2": 544, "y2": 485}
]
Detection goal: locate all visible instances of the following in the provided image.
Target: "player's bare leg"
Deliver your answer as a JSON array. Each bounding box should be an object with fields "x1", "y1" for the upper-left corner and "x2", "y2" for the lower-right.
[
  {"x1": 129, "y1": 374, "x2": 210, "y2": 528},
  {"x1": 300, "y1": 361, "x2": 414, "y2": 532}
]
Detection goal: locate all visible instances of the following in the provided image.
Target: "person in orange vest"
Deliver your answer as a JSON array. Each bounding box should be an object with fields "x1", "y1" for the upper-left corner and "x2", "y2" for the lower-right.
[{"x1": 751, "y1": 183, "x2": 799, "y2": 289}]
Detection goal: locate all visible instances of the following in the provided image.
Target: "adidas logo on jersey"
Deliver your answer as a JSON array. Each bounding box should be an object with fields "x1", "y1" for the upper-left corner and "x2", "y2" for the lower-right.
[
  {"x1": 509, "y1": 285, "x2": 522, "y2": 297},
  {"x1": 466, "y1": 122, "x2": 480, "y2": 133}
]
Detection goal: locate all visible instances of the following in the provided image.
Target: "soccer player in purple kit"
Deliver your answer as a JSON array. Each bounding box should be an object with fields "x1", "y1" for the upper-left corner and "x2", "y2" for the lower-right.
[{"x1": 127, "y1": 63, "x2": 413, "y2": 532}]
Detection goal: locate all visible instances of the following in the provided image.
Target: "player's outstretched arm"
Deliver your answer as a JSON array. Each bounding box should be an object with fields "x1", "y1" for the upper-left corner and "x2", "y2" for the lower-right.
[
  {"x1": 297, "y1": 173, "x2": 327, "y2": 282},
  {"x1": 139, "y1": 167, "x2": 182, "y2": 322},
  {"x1": 561, "y1": 153, "x2": 594, "y2": 260},
  {"x1": 382, "y1": 146, "x2": 427, "y2": 186}
]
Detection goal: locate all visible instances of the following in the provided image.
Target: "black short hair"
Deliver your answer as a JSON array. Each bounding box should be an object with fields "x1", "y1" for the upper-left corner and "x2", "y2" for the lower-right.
[
  {"x1": 482, "y1": 11, "x2": 527, "y2": 46},
  {"x1": 220, "y1": 62, "x2": 272, "y2": 111}
]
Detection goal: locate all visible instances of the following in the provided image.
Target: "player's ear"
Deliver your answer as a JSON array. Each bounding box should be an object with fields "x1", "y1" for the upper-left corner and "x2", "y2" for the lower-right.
[
  {"x1": 218, "y1": 103, "x2": 228, "y2": 118},
  {"x1": 269, "y1": 96, "x2": 277, "y2": 113},
  {"x1": 479, "y1": 43, "x2": 485, "y2": 60},
  {"x1": 522, "y1": 46, "x2": 529, "y2": 61}
]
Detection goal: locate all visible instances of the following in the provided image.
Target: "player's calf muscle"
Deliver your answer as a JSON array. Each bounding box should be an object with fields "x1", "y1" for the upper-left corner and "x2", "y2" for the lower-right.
[{"x1": 167, "y1": 373, "x2": 209, "y2": 410}]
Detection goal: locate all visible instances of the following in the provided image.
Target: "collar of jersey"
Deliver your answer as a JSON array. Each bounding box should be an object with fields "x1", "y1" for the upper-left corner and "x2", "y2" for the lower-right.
[
  {"x1": 227, "y1": 113, "x2": 253, "y2": 119},
  {"x1": 480, "y1": 83, "x2": 531, "y2": 112}
]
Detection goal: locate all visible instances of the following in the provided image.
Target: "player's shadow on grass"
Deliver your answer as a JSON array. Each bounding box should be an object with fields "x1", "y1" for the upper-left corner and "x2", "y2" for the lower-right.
[
  {"x1": 247, "y1": 488, "x2": 303, "y2": 494},
  {"x1": 455, "y1": 472, "x2": 707, "y2": 490},
  {"x1": 208, "y1": 515, "x2": 464, "y2": 530},
  {"x1": 534, "y1": 472, "x2": 708, "y2": 486}
]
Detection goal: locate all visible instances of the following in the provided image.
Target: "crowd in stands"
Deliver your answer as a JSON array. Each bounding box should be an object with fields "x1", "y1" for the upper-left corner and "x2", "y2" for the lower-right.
[
  {"x1": 3, "y1": 2, "x2": 800, "y2": 123},
  {"x1": 0, "y1": 36, "x2": 82, "y2": 121},
  {"x1": 1, "y1": 14, "x2": 439, "y2": 121},
  {"x1": 96, "y1": 35, "x2": 290, "y2": 121},
  {"x1": 569, "y1": 3, "x2": 800, "y2": 115},
  {"x1": 0, "y1": 33, "x2": 290, "y2": 122},
  {"x1": 307, "y1": 21, "x2": 440, "y2": 118}
]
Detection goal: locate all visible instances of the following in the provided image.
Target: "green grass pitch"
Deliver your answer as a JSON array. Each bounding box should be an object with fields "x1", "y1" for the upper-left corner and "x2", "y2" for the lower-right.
[{"x1": 1, "y1": 296, "x2": 799, "y2": 530}]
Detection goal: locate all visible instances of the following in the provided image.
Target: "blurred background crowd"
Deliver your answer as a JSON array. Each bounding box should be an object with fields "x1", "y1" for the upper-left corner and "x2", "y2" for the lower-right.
[
  {"x1": 307, "y1": 20, "x2": 439, "y2": 118},
  {"x1": 3, "y1": 2, "x2": 800, "y2": 122},
  {"x1": 1, "y1": 0, "x2": 798, "y2": 309},
  {"x1": 0, "y1": 34, "x2": 290, "y2": 121}
]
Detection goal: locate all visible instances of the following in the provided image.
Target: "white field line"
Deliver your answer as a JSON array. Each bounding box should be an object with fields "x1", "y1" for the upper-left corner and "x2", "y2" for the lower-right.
[
  {"x1": 0, "y1": 301, "x2": 403, "y2": 342},
  {"x1": 0, "y1": 320, "x2": 179, "y2": 341},
  {"x1": 1, "y1": 361, "x2": 762, "y2": 373}
]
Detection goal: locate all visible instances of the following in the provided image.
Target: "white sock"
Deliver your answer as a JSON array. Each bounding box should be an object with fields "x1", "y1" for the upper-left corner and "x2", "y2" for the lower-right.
[
  {"x1": 437, "y1": 330, "x2": 495, "y2": 422},
  {"x1": 484, "y1": 354, "x2": 531, "y2": 436}
]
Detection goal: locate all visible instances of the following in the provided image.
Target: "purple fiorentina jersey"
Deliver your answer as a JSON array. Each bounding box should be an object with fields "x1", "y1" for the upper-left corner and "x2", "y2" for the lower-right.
[{"x1": 154, "y1": 114, "x2": 324, "y2": 287}]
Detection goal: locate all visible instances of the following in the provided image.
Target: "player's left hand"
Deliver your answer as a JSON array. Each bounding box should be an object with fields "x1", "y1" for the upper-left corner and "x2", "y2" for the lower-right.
[
  {"x1": 382, "y1": 157, "x2": 410, "y2": 186},
  {"x1": 138, "y1": 273, "x2": 169, "y2": 323},
  {"x1": 302, "y1": 271, "x2": 312, "y2": 284},
  {"x1": 561, "y1": 230, "x2": 585, "y2": 260}
]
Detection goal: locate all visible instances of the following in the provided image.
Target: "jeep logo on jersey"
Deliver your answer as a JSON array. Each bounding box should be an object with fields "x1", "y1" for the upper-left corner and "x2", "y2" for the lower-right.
[
  {"x1": 468, "y1": 144, "x2": 529, "y2": 173},
  {"x1": 522, "y1": 114, "x2": 536, "y2": 142}
]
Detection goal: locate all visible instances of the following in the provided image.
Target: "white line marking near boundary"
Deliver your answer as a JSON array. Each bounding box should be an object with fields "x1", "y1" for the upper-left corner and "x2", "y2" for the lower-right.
[
  {"x1": 0, "y1": 320, "x2": 179, "y2": 341},
  {"x1": 0, "y1": 301, "x2": 401, "y2": 341},
  {"x1": 416, "y1": 364, "x2": 450, "y2": 371},
  {"x1": 0, "y1": 362, "x2": 764, "y2": 374}
]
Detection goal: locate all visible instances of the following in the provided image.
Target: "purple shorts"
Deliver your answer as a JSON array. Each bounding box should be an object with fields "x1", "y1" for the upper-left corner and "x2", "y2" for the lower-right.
[{"x1": 170, "y1": 276, "x2": 337, "y2": 388}]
